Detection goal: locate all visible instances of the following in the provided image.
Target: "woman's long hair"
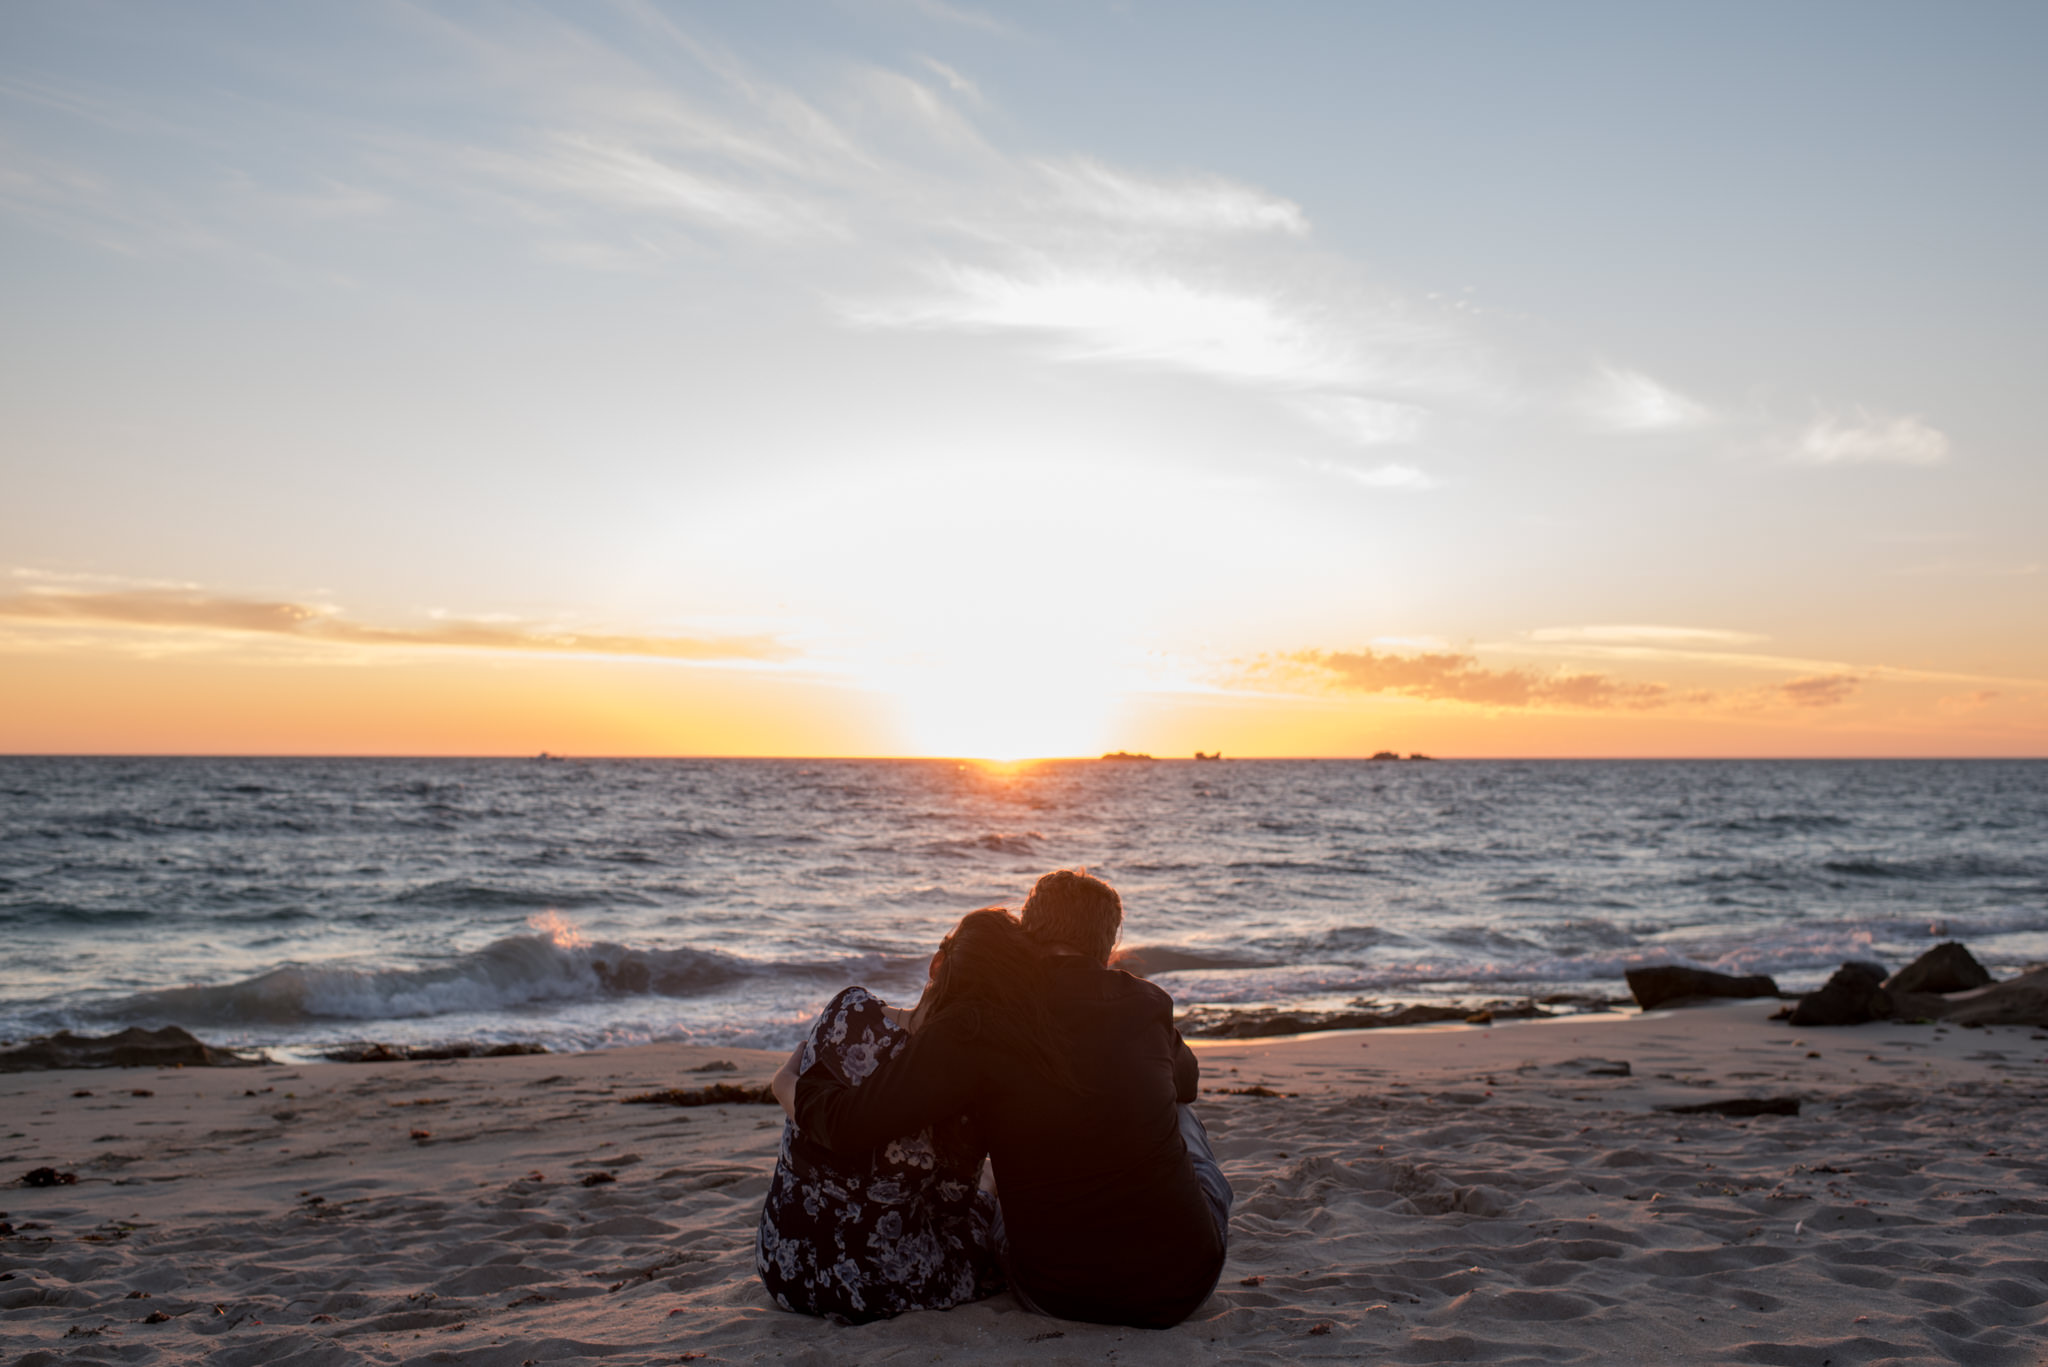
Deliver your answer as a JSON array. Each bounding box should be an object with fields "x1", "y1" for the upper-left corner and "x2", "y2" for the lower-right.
[{"x1": 914, "y1": 907, "x2": 1078, "y2": 1091}]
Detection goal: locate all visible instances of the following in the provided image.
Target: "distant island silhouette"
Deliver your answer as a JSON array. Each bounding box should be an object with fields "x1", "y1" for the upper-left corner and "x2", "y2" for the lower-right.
[{"x1": 1099, "y1": 750, "x2": 1155, "y2": 761}]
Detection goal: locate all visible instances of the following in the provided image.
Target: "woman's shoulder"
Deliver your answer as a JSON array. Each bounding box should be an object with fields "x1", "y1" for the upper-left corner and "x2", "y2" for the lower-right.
[
  {"x1": 806, "y1": 984, "x2": 915, "y2": 1085},
  {"x1": 825, "y1": 984, "x2": 886, "y2": 1014},
  {"x1": 814, "y1": 985, "x2": 904, "y2": 1046}
]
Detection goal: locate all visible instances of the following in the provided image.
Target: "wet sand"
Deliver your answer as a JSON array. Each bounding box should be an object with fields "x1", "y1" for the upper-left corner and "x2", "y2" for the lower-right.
[{"x1": 5, "y1": 1000, "x2": 2047, "y2": 1365}]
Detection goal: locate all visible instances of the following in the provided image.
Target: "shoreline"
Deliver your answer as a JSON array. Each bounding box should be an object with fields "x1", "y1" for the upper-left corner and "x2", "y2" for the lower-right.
[{"x1": 6, "y1": 1001, "x2": 2045, "y2": 1364}]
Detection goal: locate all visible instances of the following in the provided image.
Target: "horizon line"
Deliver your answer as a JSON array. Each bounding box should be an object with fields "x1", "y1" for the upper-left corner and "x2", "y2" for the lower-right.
[{"x1": 3, "y1": 752, "x2": 2045, "y2": 763}]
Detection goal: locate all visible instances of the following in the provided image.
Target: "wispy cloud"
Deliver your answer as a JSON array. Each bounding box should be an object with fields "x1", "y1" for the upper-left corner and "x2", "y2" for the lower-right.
[
  {"x1": 1237, "y1": 637, "x2": 2040, "y2": 719},
  {"x1": 1288, "y1": 394, "x2": 1427, "y2": 446},
  {"x1": 0, "y1": 590, "x2": 791, "y2": 663},
  {"x1": 1497, "y1": 632, "x2": 2030, "y2": 690},
  {"x1": 890, "y1": 0, "x2": 1023, "y2": 39},
  {"x1": 915, "y1": 56, "x2": 983, "y2": 102},
  {"x1": 851, "y1": 265, "x2": 1363, "y2": 388},
  {"x1": 491, "y1": 133, "x2": 836, "y2": 239},
  {"x1": 1790, "y1": 410, "x2": 1950, "y2": 466},
  {"x1": 1579, "y1": 364, "x2": 1709, "y2": 432},
  {"x1": 1032, "y1": 157, "x2": 1309, "y2": 236},
  {"x1": 1247, "y1": 648, "x2": 1673, "y2": 711},
  {"x1": 1775, "y1": 673, "x2": 1862, "y2": 708}
]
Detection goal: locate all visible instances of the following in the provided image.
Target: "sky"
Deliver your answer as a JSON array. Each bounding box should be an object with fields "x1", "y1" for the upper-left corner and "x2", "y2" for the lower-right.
[{"x1": 2, "y1": 0, "x2": 2044, "y2": 758}]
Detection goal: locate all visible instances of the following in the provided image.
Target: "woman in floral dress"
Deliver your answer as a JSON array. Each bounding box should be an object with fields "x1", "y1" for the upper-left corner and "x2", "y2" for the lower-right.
[{"x1": 754, "y1": 969, "x2": 1004, "y2": 1322}]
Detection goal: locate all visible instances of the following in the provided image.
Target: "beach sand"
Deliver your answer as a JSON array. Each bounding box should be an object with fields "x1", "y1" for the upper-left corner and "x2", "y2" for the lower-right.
[{"x1": 6, "y1": 1001, "x2": 2046, "y2": 1365}]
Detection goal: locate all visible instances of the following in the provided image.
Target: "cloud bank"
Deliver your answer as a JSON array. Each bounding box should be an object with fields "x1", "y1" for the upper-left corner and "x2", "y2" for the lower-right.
[
  {"x1": 1254, "y1": 648, "x2": 1673, "y2": 711},
  {"x1": 1242, "y1": 644, "x2": 1889, "y2": 716},
  {"x1": 0, "y1": 590, "x2": 790, "y2": 663}
]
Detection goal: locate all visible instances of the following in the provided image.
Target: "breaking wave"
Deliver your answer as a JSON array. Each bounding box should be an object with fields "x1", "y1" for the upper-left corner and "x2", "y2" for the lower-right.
[{"x1": 90, "y1": 933, "x2": 876, "y2": 1028}]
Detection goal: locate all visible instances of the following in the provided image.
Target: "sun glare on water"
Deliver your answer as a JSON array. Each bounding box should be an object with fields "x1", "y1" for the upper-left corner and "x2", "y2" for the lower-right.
[{"x1": 529, "y1": 910, "x2": 586, "y2": 949}]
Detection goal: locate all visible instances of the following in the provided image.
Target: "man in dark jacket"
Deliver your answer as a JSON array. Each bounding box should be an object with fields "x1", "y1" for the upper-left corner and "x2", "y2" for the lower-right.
[{"x1": 784, "y1": 869, "x2": 1231, "y2": 1328}]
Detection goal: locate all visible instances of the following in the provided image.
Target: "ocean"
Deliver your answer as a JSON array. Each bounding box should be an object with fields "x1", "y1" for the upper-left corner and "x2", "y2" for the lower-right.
[{"x1": 2, "y1": 757, "x2": 2043, "y2": 1060}]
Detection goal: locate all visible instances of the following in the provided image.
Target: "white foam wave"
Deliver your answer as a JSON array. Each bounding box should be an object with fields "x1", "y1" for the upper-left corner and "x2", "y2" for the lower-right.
[{"x1": 98, "y1": 934, "x2": 778, "y2": 1026}]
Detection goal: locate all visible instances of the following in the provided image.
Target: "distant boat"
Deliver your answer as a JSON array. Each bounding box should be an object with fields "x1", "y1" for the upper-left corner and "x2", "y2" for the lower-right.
[
  {"x1": 1194, "y1": 751, "x2": 1222, "y2": 761},
  {"x1": 1408, "y1": 752, "x2": 1435, "y2": 761},
  {"x1": 1100, "y1": 750, "x2": 1155, "y2": 761}
]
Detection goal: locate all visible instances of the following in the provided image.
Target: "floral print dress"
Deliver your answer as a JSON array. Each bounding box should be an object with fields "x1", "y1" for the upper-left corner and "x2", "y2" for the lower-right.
[{"x1": 755, "y1": 986, "x2": 1003, "y2": 1323}]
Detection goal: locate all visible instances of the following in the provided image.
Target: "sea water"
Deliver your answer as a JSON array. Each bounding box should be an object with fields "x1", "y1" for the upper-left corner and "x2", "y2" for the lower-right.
[{"x1": 1, "y1": 757, "x2": 2043, "y2": 1059}]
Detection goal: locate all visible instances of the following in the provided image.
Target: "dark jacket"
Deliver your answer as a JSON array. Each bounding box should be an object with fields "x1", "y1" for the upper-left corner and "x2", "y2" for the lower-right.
[{"x1": 794, "y1": 958, "x2": 1221, "y2": 1328}]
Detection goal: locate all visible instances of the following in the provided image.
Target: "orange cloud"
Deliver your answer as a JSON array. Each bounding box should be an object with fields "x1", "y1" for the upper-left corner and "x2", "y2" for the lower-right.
[
  {"x1": 1776, "y1": 673, "x2": 1861, "y2": 708},
  {"x1": 0, "y1": 590, "x2": 792, "y2": 664},
  {"x1": 1255, "y1": 648, "x2": 1672, "y2": 711}
]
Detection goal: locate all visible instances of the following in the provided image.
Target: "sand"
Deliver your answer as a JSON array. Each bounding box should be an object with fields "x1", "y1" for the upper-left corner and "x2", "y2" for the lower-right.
[{"x1": 5, "y1": 1001, "x2": 2047, "y2": 1365}]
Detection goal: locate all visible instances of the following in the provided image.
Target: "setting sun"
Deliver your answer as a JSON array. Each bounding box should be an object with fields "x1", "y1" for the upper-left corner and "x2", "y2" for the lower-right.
[{"x1": 881, "y1": 658, "x2": 1123, "y2": 761}]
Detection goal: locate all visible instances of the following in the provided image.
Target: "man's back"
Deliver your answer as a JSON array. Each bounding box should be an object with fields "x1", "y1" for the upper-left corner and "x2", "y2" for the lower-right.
[{"x1": 983, "y1": 957, "x2": 1221, "y2": 1327}]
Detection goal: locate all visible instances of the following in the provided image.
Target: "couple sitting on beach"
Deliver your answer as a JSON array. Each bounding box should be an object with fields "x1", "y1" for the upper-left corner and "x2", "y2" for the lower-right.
[{"x1": 756, "y1": 869, "x2": 1231, "y2": 1329}]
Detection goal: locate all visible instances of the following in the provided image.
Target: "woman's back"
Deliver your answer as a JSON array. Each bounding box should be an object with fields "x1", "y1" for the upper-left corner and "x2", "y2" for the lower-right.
[{"x1": 755, "y1": 986, "x2": 1001, "y2": 1323}]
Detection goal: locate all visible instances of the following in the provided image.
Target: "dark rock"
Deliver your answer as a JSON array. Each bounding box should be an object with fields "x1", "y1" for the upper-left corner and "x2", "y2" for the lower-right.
[
  {"x1": 0, "y1": 1026, "x2": 267, "y2": 1072},
  {"x1": 1886, "y1": 942, "x2": 1993, "y2": 995},
  {"x1": 1788, "y1": 962, "x2": 1891, "y2": 1026},
  {"x1": 1178, "y1": 999, "x2": 1554, "y2": 1039},
  {"x1": 620, "y1": 1084, "x2": 776, "y2": 1107},
  {"x1": 21, "y1": 1167, "x2": 78, "y2": 1187},
  {"x1": 1880, "y1": 988, "x2": 1952, "y2": 1022},
  {"x1": 1556, "y1": 1058, "x2": 1631, "y2": 1077},
  {"x1": 322, "y1": 1041, "x2": 549, "y2": 1063},
  {"x1": 1937, "y1": 966, "x2": 2048, "y2": 1028},
  {"x1": 1624, "y1": 966, "x2": 1782, "y2": 1011},
  {"x1": 1658, "y1": 1097, "x2": 1801, "y2": 1117}
]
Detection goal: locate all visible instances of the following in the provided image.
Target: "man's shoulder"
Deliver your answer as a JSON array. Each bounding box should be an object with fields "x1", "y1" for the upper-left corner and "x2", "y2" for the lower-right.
[
  {"x1": 1048, "y1": 958, "x2": 1175, "y2": 1017},
  {"x1": 1110, "y1": 966, "x2": 1175, "y2": 1013}
]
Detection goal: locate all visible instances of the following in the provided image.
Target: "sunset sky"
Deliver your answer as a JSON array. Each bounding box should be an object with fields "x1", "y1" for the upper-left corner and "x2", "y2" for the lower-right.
[{"x1": 3, "y1": 1, "x2": 2044, "y2": 758}]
